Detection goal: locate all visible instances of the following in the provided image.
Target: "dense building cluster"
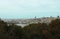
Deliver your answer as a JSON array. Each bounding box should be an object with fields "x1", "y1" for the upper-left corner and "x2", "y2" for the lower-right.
[{"x1": 2, "y1": 17, "x2": 59, "y2": 27}]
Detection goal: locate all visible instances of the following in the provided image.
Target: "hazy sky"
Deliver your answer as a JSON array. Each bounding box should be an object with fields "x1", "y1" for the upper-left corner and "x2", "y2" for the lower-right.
[{"x1": 0, "y1": 0, "x2": 60, "y2": 18}]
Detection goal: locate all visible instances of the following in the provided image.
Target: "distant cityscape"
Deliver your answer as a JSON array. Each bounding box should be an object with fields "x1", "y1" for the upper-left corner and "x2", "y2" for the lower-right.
[{"x1": 1, "y1": 16, "x2": 60, "y2": 27}]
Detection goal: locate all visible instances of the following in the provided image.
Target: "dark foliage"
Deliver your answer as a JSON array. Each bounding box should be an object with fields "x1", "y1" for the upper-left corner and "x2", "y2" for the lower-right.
[{"x1": 0, "y1": 19, "x2": 60, "y2": 39}]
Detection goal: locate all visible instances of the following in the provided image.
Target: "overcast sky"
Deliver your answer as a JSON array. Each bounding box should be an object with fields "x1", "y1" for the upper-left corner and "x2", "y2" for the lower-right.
[{"x1": 0, "y1": 0, "x2": 60, "y2": 18}]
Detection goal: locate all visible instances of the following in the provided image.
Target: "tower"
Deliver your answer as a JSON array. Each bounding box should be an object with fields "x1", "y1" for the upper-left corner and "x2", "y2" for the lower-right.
[
  {"x1": 35, "y1": 16, "x2": 36, "y2": 19},
  {"x1": 57, "y1": 16, "x2": 59, "y2": 18}
]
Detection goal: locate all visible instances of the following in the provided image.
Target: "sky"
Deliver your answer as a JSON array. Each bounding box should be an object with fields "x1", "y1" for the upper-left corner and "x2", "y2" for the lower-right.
[{"x1": 0, "y1": 0, "x2": 60, "y2": 18}]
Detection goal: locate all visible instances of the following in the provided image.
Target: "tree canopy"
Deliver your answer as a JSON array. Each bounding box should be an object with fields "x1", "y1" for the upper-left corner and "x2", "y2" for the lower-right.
[{"x1": 0, "y1": 19, "x2": 60, "y2": 39}]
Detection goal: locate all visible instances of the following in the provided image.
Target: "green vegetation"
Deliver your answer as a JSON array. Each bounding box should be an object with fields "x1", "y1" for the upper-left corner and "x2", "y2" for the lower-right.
[{"x1": 0, "y1": 19, "x2": 60, "y2": 39}]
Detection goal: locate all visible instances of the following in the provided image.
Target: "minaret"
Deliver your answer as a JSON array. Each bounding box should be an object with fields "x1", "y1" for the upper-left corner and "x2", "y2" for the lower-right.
[
  {"x1": 57, "y1": 16, "x2": 59, "y2": 18},
  {"x1": 35, "y1": 16, "x2": 36, "y2": 19}
]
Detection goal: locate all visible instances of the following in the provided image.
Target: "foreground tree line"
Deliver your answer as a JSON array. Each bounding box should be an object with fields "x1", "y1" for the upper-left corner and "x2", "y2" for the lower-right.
[{"x1": 0, "y1": 19, "x2": 60, "y2": 39}]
